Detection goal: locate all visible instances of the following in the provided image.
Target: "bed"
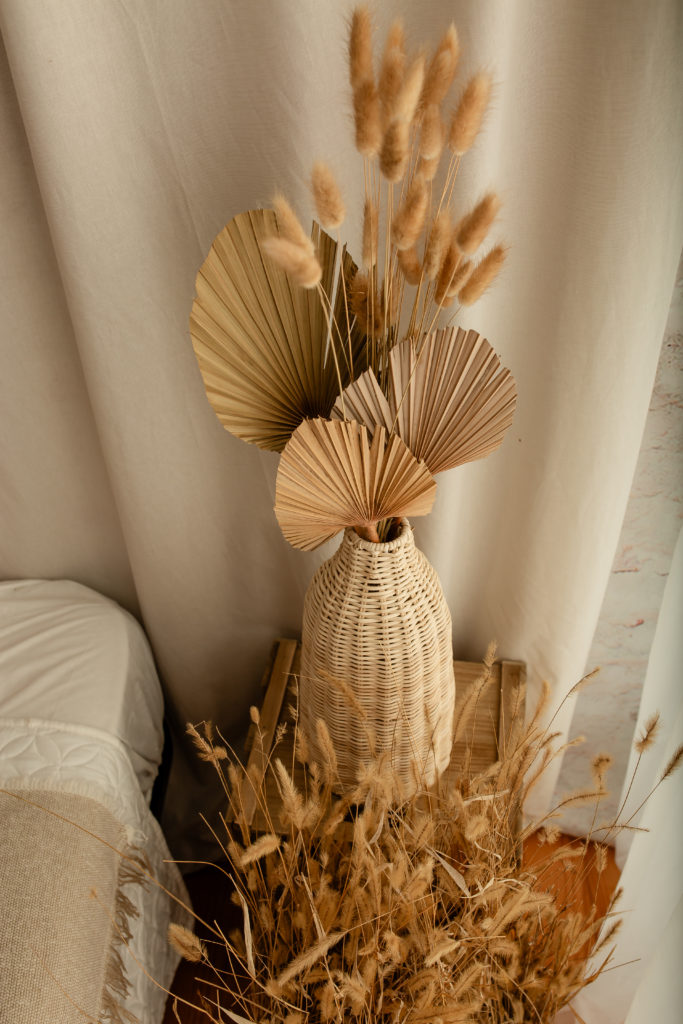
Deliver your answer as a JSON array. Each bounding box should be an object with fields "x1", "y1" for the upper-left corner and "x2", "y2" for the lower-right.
[{"x1": 0, "y1": 578, "x2": 192, "y2": 1023}]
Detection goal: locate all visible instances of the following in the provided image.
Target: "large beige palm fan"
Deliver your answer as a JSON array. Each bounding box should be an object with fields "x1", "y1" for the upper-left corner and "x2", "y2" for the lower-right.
[
  {"x1": 190, "y1": 209, "x2": 366, "y2": 452},
  {"x1": 332, "y1": 326, "x2": 517, "y2": 474},
  {"x1": 274, "y1": 418, "x2": 436, "y2": 550}
]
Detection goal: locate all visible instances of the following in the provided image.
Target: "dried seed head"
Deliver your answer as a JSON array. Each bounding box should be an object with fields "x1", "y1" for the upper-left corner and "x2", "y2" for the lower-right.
[
  {"x1": 239, "y1": 833, "x2": 281, "y2": 867},
  {"x1": 349, "y1": 5, "x2": 374, "y2": 91},
  {"x1": 353, "y1": 78, "x2": 382, "y2": 158},
  {"x1": 392, "y1": 177, "x2": 428, "y2": 250},
  {"x1": 397, "y1": 245, "x2": 422, "y2": 285},
  {"x1": 420, "y1": 23, "x2": 460, "y2": 108},
  {"x1": 435, "y1": 236, "x2": 461, "y2": 305},
  {"x1": 261, "y1": 236, "x2": 322, "y2": 289},
  {"x1": 591, "y1": 753, "x2": 613, "y2": 788},
  {"x1": 379, "y1": 119, "x2": 410, "y2": 181},
  {"x1": 456, "y1": 192, "x2": 501, "y2": 254},
  {"x1": 168, "y1": 923, "x2": 205, "y2": 963},
  {"x1": 458, "y1": 243, "x2": 506, "y2": 304},
  {"x1": 418, "y1": 154, "x2": 441, "y2": 182},
  {"x1": 379, "y1": 19, "x2": 406, "y2": 126},
  {"x1": 311, "y1": 161, "x2": 346, "y2": 230},
  {"x1": 420, "y1": 102, "x2": 445, "y2": 160},
  {"x1": 394, "y1": 54, "x2": 426, "y2": 124},
  {"x1": 362, "y1": 197, "x2": 379, "y2": 267},
  {"x1": 272, "y1": 194, "x2": 314, "y2": 255},
  {"x1": 423, "y1": 210, "x2": 451, "y2": 280},
  {"x1": 661, "y1": 743, "x2": 683, "y2": 781},
  {"x1": 249, "y1": 705, "x2": 260, "y2": 725},
  {"x1": 635, "y1": 712, "x2": 660, "y2": 754},
  {"x1": 449, "y1": 71, "x2": 492, "y2": 155}
]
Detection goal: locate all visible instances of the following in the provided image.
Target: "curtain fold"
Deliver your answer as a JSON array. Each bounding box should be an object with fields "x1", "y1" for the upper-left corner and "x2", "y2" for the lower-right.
[
  {"x1": 573, "y1": 526, "x2": 683, "y2": 1022},
  {"x1": 1, "y1": 0, "x2": 681, "y2": 915}
]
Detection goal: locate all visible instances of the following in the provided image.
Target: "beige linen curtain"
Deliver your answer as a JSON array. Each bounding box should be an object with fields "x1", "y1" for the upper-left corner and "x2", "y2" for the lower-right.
[{"x1": 1, "y1": 0, "x2": 681, "y2": 898}]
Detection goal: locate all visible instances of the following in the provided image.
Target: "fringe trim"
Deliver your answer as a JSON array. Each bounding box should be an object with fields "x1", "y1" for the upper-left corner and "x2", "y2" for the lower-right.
[{"x1": 100, "y1": 848, "x2": 152, "y2": 1024}]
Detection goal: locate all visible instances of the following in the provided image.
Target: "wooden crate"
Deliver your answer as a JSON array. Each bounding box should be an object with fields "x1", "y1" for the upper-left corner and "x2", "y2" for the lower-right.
[{"x1": 239, "y1": 638, "x2": 525, "y2": 834}]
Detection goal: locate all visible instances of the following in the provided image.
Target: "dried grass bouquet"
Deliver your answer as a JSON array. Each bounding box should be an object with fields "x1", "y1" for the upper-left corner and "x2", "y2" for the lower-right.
[
  {"x1": 169, "y1": 659, "x2": 682, "y2": 1023},
  {"x1": 190, "y1": 6, "x2": 517, "y2": 550}
]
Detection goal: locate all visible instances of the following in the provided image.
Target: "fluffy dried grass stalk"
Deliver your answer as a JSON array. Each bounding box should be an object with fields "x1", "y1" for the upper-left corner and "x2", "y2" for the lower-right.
[
  {"x1": 397, "y1": 245, "x2": 422, "y2": 286},
  {"x1": 353, "y1": 79, "x2": 382, "y2": 158},
  {"x1": 419, "y1": 102, "x2": 445, "y2": 160},
  {"x1": 379, "y1": 119, "x2": 410, "y2": 181},
  {"x1": 392, "y1": 178, "x2": 428, "y2": 251},
  {"x1": 393, "y1": 54, "x2": 426, "y2": 125},
  {"x1": 311, "y1": 162, "x2": 345, "y2": 230},
  {"x1": 273, "y1": 194, "x2": 315, "y2": 254},
  {"x1": 378, "y1": 19, "x2": 406, "y2": 126},
  {"x1": 423, "y1": 211, "x2": 451, "y2": 280},
  {"x1": 449, "y1": 71, "x2": 492, "y2": 155},
  {"x1": 349, "y1": 5, "x2": 373, "y2": 91},
  {"x1": 168, "y1": 923, "x2": 205, "y2": 963},
  {"x1": 458, "y1": 243, "x2": 506, "y2": 304},
  {"x1": 261, "y1": 236, "x2": 322, "y2": 289},
  {"x1": 456, "y1": 192, "x2": 501, "y2": 254},
  {"x1": 420, "y1": 23, "x2": 460, "y2": 108}
]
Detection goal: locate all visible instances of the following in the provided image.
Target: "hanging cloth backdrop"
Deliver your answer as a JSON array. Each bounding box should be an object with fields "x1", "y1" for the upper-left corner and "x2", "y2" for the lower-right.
[{"x1": 1, "y1": 0, "x2": 681, "y2": 884}]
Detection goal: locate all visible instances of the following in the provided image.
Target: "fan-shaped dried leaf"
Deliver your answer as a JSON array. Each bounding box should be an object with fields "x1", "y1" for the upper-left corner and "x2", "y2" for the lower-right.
[
  {"x1": 333, "y1": 327, "x2": 516, "y2": 475},
  {"x1": 274, "y1": 418, "x2": 436, "y2": 550},
  {"x1": 190, "y1": 209, "x2": 364, "y2": 452}
]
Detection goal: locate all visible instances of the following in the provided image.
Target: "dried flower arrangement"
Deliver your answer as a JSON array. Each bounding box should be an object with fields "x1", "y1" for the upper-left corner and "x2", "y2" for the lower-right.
[
  {"x1": 167, "y1": 660, "x2": 683, "y2": 1023},
  {"x1": 190, "y1": 6, "x2": 517, "y2": 550}
]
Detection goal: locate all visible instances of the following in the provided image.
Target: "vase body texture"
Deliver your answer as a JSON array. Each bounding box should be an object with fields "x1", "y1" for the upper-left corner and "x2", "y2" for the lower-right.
[{"x1": 300, "y1": 520, "x2": 455, "y2": 792}]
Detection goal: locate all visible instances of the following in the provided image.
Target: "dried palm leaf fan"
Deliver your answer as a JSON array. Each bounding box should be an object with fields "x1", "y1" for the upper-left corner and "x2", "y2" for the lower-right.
[
  {"x1": 274, "y1": 418, "x2": 436, "y2": 551},
  {"x1": 332, "y1": 326, "x2": 517, "y2": 474},
  {"x1": 190, "y1": 208, "x2": 365, "y2": 452}
]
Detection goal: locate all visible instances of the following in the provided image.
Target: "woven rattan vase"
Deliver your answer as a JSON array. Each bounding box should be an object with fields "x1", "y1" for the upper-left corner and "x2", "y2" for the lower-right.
[{"x1": 300, "y1": 519, "x2": 455, "y2": 793}]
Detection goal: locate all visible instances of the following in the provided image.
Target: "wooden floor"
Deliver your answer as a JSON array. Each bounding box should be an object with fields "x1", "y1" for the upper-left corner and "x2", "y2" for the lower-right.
[{"x1": 162, "y1": 833, "x2": 620, "y2": 1023}]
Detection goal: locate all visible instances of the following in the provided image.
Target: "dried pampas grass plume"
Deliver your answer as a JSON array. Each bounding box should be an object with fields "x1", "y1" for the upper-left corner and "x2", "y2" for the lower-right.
[
  {"x1": 393, "y1": 54, "x2": 425, "y2": 125},
  {"x1": 449, "y1": 71, "x2": 492, "y2": 155},
  {"x1": 379, "y1": 119, "x2": 410, "y2": 181},
  {"x1": 418, "y1": 153, "x2": 441, "y2": 182},
  {"x1": 168, "y1": 923, "x2": 205, "y2": 963},
  {"x1": 273, "y1": 194, "x2": 314, "y2": 255},
  {"x1": 435, "y1": 237, "x2": 461, "y2": 305},
  {"x1": 392, "y1": 178, "x2": 428, "y2": 250},
  {"x1": 635, "y1": 712, "x2": 660, "y2": 754},
  {"x1": 423, "y1": 210, "x2": 451, "y2": 280},
  {"x1": 311, "y1": 161, "x2": 346, "y2": 230},
  {"x1": 458, "y1": 243, "x2": 506, "y2": 304},
  {"x1": 456, "y1": 192, "x2": 501, "y2": 254},
  {"x1": 261, "y1": 236, "x2": 322, "y2": 289},
  {"x1": 419, "y1": 103, "x2": 445, "y2": 160},
  {"x1": 420, "y1": 23, "x2": 460, "y2": 108},
  {"x1": 353, "y1": 79, "x2": 382, "y2": 158},
  {"x1": 378, "y1": 19, "x2": 405, "y2": 125},
  {"x1": 349, "y1": 5, "x2": 373, "y2": 90},
  {"x1": 397, "y1": 245, "x2": 422, "y2": 285}
]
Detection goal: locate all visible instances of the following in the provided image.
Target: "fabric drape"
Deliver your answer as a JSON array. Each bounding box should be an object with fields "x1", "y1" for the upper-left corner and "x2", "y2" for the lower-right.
[{"x1": 1, "y1": 0, "x2": 681, "y2": 906}]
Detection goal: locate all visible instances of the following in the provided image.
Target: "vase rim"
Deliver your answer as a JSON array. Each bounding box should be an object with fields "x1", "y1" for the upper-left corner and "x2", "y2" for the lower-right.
[{"x1": 342, "y1": 518, "x2": 413, "y2": 553}]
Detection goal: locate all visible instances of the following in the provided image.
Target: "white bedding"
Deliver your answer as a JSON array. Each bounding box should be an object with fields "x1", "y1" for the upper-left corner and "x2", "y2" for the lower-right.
[
  {"x1": 0, "y1": 579, "x2": 191, "y2": 1023},
  {"x1": 0, "y1": 579, "x2": 164, "y2": 799}
]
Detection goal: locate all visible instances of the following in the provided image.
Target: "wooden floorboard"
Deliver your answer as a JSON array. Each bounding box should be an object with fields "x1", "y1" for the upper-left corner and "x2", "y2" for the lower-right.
[{"x1": 163, "y1": 833, "x2": 620, "y2": 1022}]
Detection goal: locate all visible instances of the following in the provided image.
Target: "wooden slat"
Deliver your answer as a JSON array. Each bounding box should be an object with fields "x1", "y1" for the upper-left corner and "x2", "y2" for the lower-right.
[{"x1": 240, "y1": 638, "x2": 298, "y2": 827}]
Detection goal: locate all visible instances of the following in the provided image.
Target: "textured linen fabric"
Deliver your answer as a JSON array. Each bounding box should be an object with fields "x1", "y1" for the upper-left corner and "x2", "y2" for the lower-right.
[
  {"x1": 1, "y1": 789, "x2": 135, "y2": 1024},
  {"x1": 0, "y1": 0, "x2": 681, "y2": 894}
]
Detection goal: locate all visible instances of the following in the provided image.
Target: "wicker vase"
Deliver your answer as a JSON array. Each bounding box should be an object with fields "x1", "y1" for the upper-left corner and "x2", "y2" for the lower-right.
[{"x1": 300, "y1": 519, "x2": 455, "y2": 793}]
